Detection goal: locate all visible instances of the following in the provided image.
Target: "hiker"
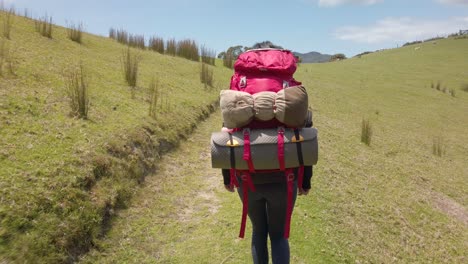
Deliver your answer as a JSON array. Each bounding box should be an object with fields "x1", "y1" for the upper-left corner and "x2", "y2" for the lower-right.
[{"x1": 220, "y1": 41, "x2": 314, "y2": 264}]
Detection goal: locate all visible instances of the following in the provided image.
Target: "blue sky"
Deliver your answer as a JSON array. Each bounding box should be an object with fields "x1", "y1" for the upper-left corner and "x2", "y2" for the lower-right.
[{"x1": 4, "y1": 0, "x2": 468, "y2": 57}]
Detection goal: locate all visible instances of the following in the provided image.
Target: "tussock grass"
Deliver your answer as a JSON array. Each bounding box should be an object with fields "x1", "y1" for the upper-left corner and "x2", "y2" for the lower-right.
[
  {"x1": 34, "y1": 14, "x2": 53, "y2": 38},
  {"x1": 0, "y1": 38, "x2": 17, "y2": 76},
  {"x1": 64, "y1": 62, "x2": 90, "y2": 119},
  {"x1": 148, "y1": 77, "x2": 159, "y2": 118},
  {"x1": 0, "y1": 13, "x2": 229, "y2": 263},
  {"x1": 222, "y1": 49, "x2": 234, "y2": 69},
  {"x1": 1, "y1": 6, "x2": 15, "y2": 39},
  {"x1": 176, "y1": 39, "x2": 199, "y2": 62},
  {"x1": 121, "y1": 47, "x2": 140, "y2": 89},
  {"x1": 128, "y1": 33, "x2": 145, "y2": 50},
  {"x1": 200, "y1": 62, "x2": 213, "y2": 89},
  {"x1": 166, "y1": 38, "x2": 176, "y2": 56},
  {"x1": 108, "y1": 27, "x2": 116, "y2": 39},
  {"x1": 361, "y1": 118, "x2": 372, "y2": 146},
  {"x1": 462, "y1": 83, "x2": 468, "y2": 92},
  {"x1": 67, "y1": 22, "x2": 83, "y2": 44},
  {"x1": 201, "y1": 45, "x2": 216, "y2": 65},
  {"x1": 149, "y1": 36, "x2": 164, "y2": 54},
  {"x1": 432, "y1": 136, "x2": 445, "y2": 157},
  {"x1": 449, "y1": 88, "x2": 456, "y2": 97}
]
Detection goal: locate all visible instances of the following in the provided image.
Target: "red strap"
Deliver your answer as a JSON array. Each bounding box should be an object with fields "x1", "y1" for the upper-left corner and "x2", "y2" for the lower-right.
[
  {"x1": 284, "y1": 169, "x2": 294, "y2": 239},
  {"x1": 230, "y1": 169, "x2": 239, "y2": 187},
  {"x1": 239, "y1": 180, "x2": 248, "y2": 238},
  {"x1": 239, "y1": 172, "x2": 255, "y2": 238},
  {"x1": 298, "y1": 165, "x2": 304, "y2": 190},
  {"x1": 277, "y1": 128, "x2": 285, "y2": 171},
  {"x1": 243, "y1": 129, "x2": 255, "y2": 172}
]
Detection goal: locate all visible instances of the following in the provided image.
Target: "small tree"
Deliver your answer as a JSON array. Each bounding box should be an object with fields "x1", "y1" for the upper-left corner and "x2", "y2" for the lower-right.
[{"x1": 330, "y1": 53, "x2": 347, "y2": 62}]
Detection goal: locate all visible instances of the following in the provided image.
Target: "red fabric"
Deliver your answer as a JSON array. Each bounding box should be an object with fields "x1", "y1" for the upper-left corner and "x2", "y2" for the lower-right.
[
  {"x1": 277, "y1": 128, "x2": 285, "y2": 171},
  {"x1": 230, "y1": 168, "x2": 239, "y2": 187},
  {"x1": 298, "y1": 165, "x2": 304, "y2": 190},
  {"x1": 234, "y1": 49, "x2": 297, "y2": 76},
  {"x1": 230, "y1": 49, "x2": 301, "y2": 94},
  {"x1": 284, "y1": 169, "x2": 294, "y2": 239},
  {"x1": 243, "y1": 129, "x2": 255, "y2": 173},
  {"x1": 239, "y1": 172, "x2": 256, "y2": 238},
  {"x1": 240, "y1": 180, "x2": 249, "y2": 238}
]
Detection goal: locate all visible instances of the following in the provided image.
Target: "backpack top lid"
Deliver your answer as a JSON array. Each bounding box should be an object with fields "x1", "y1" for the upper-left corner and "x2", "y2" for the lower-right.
[{"x1": 234, "y1": 49, "x2": 297, "y2": 76}]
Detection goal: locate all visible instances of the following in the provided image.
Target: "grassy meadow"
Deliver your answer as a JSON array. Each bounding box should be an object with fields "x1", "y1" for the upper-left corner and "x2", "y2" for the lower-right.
[
  {"x1": 0, "y1": 12, "x2": 231, "y2": 263},
  {"x1": 0, "y1": 9, "x2": 467, "y2": 264},
  {"x1": 81, "y1": 37, "x2": 467, "y2": 263}
]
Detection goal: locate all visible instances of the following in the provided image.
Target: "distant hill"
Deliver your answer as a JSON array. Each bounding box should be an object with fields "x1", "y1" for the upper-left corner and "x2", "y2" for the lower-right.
[{"x1": 293, "y1": 51, "x2": 332, "y2": 63}]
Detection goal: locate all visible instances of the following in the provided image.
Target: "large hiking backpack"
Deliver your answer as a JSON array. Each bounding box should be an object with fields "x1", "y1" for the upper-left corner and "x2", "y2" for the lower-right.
[{"x1": 211, "y1": 48, "x2": 318, "y2": 238}]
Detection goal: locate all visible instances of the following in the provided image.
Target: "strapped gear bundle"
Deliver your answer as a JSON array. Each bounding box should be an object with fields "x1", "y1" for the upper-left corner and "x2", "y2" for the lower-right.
[{"x1": 210, "y1": 48, "x2": 318, "y2": 239}]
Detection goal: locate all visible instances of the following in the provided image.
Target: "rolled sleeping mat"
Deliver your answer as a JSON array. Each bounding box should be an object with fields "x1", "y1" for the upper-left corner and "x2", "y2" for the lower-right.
[
  {"x1": 220, "y1": 90, "x2": 255, "y2": 128},
  {"x1": 219, "y1": 85, "x2": 309, "y2": 128},
  {"x1": 211, "y1": 127, "x2": 318, "y2": 170}
]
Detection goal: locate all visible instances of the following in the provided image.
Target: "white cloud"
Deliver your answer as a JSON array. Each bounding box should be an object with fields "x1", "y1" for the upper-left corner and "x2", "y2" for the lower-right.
[
  {"x1": 436, "y1": 0, "x2": 468, "y2": 6},
  {"x1": 334, "y1": 17, "x2": 468, "y2": 44},
  {"x1": 318, "y1": 0, "x2": 383, "y2": 7}
]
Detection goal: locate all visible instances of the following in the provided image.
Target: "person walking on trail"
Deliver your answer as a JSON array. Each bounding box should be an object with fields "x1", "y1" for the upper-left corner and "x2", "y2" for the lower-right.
[{"x1": 220, "y1": 41, "x2": 315, "y2": 264}]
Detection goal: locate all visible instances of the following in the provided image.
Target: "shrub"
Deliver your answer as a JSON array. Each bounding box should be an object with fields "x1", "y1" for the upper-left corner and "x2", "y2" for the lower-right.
[
  {"x1": 166, "y1": 38, "x2": 176, "y2": 56},
  {"x1": 330, "y1": 53, "x2": 347, "y2": 62},
  {"x1": 432, "y1": 136, "x2": 445, "y2": 157},
  {"x1": 128, "y1": 34, "x2": 145, "y2": 50},
  {"x1": 435, "y1": 81, "x2": 441, "y2": 91},
  {"x1": 200, "y1": 62, "x2": 213, "y2": 89},
  {"x1": 34, "y1": 14, "x2": 53, "y2": 38},
  {"x1": 149, "y1": 36, "x2": 164, "y2": 54},
  {"x1": 121, "y1": 47, "x2": 141, "y2": 88},
  {"x1": 116, "y1": 28, "x2": 129, "y2": 45},
  {"x1": 200, "y1": 45, "x2": 216, "y2": 65},
  {"x1": 109, "y1": 27, "x2": 116, "y2": 39},
  {"x1": 64, "y1": 62, "x2": 90, "y2": 119},
  {"x1": 2, "y1": 6, "x2": 15, "y2": 39},
  {"x1": 176, "y1": 39, "x2": 199, "y2": 62},
  {"x1": 67, "y1": 22, "x2": 83, "y2": 44},
  {"x1": 148, "y1": 77, "x2": 159, "y2": 118},
  {"x1": 222, "y1": 50, "x2": 234, "y2": 69},
  {"x1": 403, "y1": 40, "x2": 422, "y2": 47},
  {"x1": 361, "y1": 118, "x2": 372, "y2": 146}
]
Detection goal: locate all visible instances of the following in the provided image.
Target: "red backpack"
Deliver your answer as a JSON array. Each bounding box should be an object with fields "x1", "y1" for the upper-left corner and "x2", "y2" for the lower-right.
[{"x1": 226, "y1": 48, "x2": 307, "y2": 238}]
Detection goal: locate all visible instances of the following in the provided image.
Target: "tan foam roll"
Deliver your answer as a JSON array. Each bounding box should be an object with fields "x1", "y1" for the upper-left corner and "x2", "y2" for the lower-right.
[
  {"x1": 253, "y1": 91, "x2": 276, "y2": 121},
  {"x1": 275, "y1": 85, "x2": 308, "y2": 127},
  {"x1": 220, "y1": 90, "x2": 255, "y2": 128}
]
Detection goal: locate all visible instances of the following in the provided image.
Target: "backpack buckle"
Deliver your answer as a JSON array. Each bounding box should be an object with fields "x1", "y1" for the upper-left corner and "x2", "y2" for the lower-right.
[{"x1": 240, "y1": 76, "x2": 247, "y2": 88}]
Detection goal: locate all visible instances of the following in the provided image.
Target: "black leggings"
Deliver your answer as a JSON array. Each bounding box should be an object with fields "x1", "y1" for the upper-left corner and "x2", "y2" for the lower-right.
[{"x1": 237, "y1": 180, "x2": 298, "y2": 264}]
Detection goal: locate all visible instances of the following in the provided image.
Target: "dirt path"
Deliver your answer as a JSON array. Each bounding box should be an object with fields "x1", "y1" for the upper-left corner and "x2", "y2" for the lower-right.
[{"x1": 79, "y1": 112, "x2": 253, "y2": 263}]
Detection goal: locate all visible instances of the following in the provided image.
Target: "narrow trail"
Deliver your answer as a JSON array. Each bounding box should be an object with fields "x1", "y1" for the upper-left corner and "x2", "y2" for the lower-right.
[
  {"x1": 79, "y1": 111, "x2": 253, "y2": 263},
  {"x1": 79, "y1": 111, "x2": 331, "y2": 264}
]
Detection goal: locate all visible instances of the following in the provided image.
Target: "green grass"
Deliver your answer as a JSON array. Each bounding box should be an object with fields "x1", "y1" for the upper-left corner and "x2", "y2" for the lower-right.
[
  {"x1": 0, "y1": 12, "x2": 230, "y2": 262},
  {"x1": 293, "y1": 37, "x2": 468, "y2": 263},
  {"x1": 1, "y1": 10, "x2": 467, "y2": 263},
  {"x1": 80, "y1": 37, "x2": 467, "y2": 264}
]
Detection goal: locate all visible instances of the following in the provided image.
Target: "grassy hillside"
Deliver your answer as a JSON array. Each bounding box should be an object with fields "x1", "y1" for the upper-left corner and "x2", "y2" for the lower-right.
[
  {"x1": 0, "y1": 12, "x2": 231, "y2": 262},
  {"x1": 293, "y1": 37, "x2": 468, "y2": 262},
  {"x1": 80, "y1": 37, "x2": 467, "y2": 264}
]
